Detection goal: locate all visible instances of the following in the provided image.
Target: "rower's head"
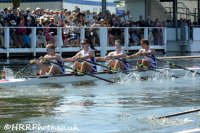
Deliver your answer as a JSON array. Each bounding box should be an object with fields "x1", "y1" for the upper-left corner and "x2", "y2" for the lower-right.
[
  {"x1": 46, "y1": 44, "x2": 56, "y2": 54},
  {"x1": 115, "y1": 40, "x2": 121, "y2": 49},
  {"x1": 140, "y1": 39, "x2": 149, "y2": 49},
  {"x1": 81, "y1": 39, "x2": 89, "y2": 49}
]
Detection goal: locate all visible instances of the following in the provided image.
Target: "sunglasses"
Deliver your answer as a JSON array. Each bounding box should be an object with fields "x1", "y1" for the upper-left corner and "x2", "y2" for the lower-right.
[
  {"x1": 47, "y1": 48, "x2": 54, "y2": 52},
  {"x1": 81, "y1": 43, "x2": 87, "y2": 45}
]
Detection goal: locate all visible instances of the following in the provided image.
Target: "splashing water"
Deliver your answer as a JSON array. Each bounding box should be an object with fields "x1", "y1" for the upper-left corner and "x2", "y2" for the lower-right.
[
  {"x1": 118, "y1": 68, "x2": 182, "y2": 84},
  {"x1": 149, "y1": 69, "x2": 175, "y2": 81},
  {"x1": 118, "y1": 72, "x2": 142, "y2": 84},
  {"x1": 183, "y1": 70, "x2": 196, "y2": 78},
  {"x1": 4, "y1": 67, "x2": 14, "y2": 79},
  {"x1": 139, "y1": 116, "x2": 193, "y2": 128}
]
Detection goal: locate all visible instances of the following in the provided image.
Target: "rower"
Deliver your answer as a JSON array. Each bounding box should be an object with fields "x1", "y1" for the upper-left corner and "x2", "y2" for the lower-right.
[
  {"x1": 127, "y1": 39, "x2": 157, "y2": 69},
  {"x1": 104, "y1": 40, "x2": 129, "y2": 71},
  {"x1": 30, "y1": 44, "x2": 65, "y2": 75},
  {"x1": 64, "y1": 39, "x2": 97, "y2": 73}
]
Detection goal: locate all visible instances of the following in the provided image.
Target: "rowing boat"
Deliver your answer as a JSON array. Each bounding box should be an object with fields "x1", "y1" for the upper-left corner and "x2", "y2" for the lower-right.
[{"x1": 1, "y1": 67, "x2": 200, "y2": 87}]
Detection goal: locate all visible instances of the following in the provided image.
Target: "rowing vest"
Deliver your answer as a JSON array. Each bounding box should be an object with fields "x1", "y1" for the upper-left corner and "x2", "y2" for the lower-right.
[
  {"x1": 113, "y1": 50, "x2": 129, "y2": 70},
  {"x1": 50, "y1": 58, "x2": 65, "y2": 74},
  {"x1": 139, "y1": 48, "x2": 157, "y2": 68},
  {"x1": 80, "y1": 48, "x2": 97, "y2": 72}
]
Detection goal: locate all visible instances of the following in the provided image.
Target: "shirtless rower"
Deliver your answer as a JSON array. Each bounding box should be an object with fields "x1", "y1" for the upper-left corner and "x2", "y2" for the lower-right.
[
  {"x1": 30, "y1": 44, "x2": 65, "y2": 75},
  {"x1": 64, "y1": 39, "x2": 97, "y2": 73},
  {"x1": 127, "y1": 39, "x2": 157, "y2": 69}
]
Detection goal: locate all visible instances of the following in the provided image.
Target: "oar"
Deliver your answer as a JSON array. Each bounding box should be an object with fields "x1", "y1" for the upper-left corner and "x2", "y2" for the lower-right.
[
  {"x1": 47, "y1": 60, "x2": 115, "y2": 83},
  {"x1": 114, "y1": 57, "x2": 179, "y2": 78},
  {"x1": 81, "y1": 59, "x2": 130, "y2": 74},
  {"x1": 156, "y1": 108, "x2": 200, "y2": 119},
  {"x1": 158, "y1": 55, "x2": 200, "y2": 59},
  {"x1": 81, "y1": 59, "x2": 111, "y2": 70},
  {"x1": 155, "y1": 57, "x2": 200, "y2": 76},
  {"x1": 14, "y1": 63, "x2": 32, "y2": 78}
]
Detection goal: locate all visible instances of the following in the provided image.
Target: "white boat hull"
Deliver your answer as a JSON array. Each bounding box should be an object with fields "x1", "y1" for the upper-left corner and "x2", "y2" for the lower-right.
[{"x1": 1, "y1": 67, "x2": 200, "y2": 87}]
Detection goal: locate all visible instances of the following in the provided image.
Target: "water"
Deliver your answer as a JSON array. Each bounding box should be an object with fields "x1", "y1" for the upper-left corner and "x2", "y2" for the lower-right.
[{"x1": 0, "y1": 58, "x2": 200, "y2": 133}]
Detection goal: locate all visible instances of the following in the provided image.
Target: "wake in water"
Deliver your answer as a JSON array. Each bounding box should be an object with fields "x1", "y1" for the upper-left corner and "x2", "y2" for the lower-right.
[
  {"x1": 148, "y1": 69, "x2": 177, "y2": 81},
  {"x1": 117, "y1": 68, "x2": 200, "y2": 84},
  {"x1": 139, "y1": 116, "x2": 193, "y2": 128},
  {"x1": 117, "y1": 72, "x2": 144, "y2": 84},
  {"x1": 118, "y1": 69, "x2": 177, "y2": 84},
  {"x1": 2, "y1": 67, "x2": 14, "y2": 79}
]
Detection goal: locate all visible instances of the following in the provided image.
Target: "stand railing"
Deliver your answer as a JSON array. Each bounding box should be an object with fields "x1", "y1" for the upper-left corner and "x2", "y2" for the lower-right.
[{"x1": 0, "y1": 27, "x2": 167, "y2": 58}]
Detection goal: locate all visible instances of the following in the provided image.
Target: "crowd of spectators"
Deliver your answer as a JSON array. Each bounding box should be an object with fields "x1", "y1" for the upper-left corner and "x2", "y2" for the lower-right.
[{"x1": 0, "y1": 6, "x2": 174, "y2": 48}]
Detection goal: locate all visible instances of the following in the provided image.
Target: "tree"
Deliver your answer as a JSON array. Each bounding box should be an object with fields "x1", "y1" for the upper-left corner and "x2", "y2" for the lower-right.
[{"x1": 12, "y1": 0, "x2": 22, "y2": 10}]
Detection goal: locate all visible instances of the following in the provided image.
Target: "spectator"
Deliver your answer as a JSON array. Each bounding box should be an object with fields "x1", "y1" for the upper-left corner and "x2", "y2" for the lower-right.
[
  {"x1": 34, "y1": 19, "x2": 43, "y2": 35},
  {"x1": 144, "y1": 16, "x2": 153, "y2": 27},
  {"x1": 129, "y1": 29, "x2": 139, "y2": 46},
  {"x1": 49, "y1": 17, "x2": 57, "y2": 44},
  {"x1": 36, "y1": 28, "x2": 46, "y2": 48},
  {"x1": 25, "y1": 17, "x2": 34, "y2": 35},
  {"x1": 10, "y1": 20, "x2": 17, "y2": 47},
  {"x1": 0, "y1": 6, "x2": 177, "y2": 49},
  {"x1": 153, "y1": 18, "x2": 163, "y2": 45}
]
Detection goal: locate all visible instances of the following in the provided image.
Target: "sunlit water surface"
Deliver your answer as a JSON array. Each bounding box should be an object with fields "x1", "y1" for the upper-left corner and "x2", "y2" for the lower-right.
[{"x1": 0, "y1": 58, "x2": 200, "y2": 133}]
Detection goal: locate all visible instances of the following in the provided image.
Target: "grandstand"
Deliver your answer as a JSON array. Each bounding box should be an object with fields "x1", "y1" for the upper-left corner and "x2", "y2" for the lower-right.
[
  {"x1": 114, "y1": 0, "x2": 199, "y2": 22},
  {"x1": 159, "y1": 0, "x2": 198, "y2": 22},
  {"x1": 0, "y1": 0, "x2": 116, "y2": 13}
]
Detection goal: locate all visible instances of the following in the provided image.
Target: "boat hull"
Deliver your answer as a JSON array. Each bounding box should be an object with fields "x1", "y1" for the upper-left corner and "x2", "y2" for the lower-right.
[{"x1": 1, "y1": 67, "x2": 200, "y2": 87}]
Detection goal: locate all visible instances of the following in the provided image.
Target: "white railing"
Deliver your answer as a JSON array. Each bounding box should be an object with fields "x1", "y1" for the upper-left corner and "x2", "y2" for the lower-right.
[{"x1": 0, "y1": 27, "x2": 167, "y2": 58}]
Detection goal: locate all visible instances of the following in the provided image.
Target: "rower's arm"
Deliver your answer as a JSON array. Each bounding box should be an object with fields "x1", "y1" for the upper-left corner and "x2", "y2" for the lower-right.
[
  {"x1": 126, "y1": 52, "x2": 140, "y2": 59},
  {"x1": 105, "y1": 52, "x2": 114, "y2": 60},
  {"x1": 30, "y1": 59, "x2": 42, "y2": 65},
  {"x1": 140, "y1": 48, "x2": 156, "y2": 56},
  {"x1": 64, "y1": 52, "x2": 81, "y2": 62},
  {"x1": 96, "y1": 57, "x2": 106, "y2": 62},
  {"x1": 64, "y1": 58, "x2": 75, "y2": 62},
  {"x1": 113, "y1": 53, "x2": 126, "y2": 58},
  {"x1": 73, "y1": 52, "x2": 81, "y2": 59}
]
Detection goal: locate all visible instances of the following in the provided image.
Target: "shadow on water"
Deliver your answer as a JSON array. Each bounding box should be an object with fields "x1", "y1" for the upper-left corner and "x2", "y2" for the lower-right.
[{"x1": 0, "y1": 96, "x2": 61, "y2": 132}]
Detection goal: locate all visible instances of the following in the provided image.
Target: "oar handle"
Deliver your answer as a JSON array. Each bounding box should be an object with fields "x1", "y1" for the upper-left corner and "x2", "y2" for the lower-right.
[
  {"x1": 81, "y1": 59, "x2": 125, "y2": 73},
  {"x1": 81, "y1": 59, "x2": 110, "y2": 69}
]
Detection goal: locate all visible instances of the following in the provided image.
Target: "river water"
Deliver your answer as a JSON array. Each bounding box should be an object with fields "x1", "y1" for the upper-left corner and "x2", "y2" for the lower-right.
[{"x1": 0, "y1": 58, "x2": 200, "y2": 133}]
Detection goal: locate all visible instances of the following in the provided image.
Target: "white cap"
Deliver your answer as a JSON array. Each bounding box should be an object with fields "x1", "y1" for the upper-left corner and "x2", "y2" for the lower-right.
[
  {"x1": 27, "y1": 17, "x2": 31, "y2": 20},
  {"x1": 26, "y1": 7, "x2": 30, "y2": 11},
  {"x1": 80, "y1": 40, "x2": 85, "y2": 44},
  {"x1": 8, "y1": 7, "x2": 12, "y2": 10},
  {"x1": 36, "y1": 7, "x2": 40, "y2": 10}
]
